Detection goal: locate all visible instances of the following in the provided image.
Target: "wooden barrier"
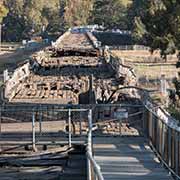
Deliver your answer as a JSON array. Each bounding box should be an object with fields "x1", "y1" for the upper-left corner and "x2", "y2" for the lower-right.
[{"x1": 145, "y1": 106, "x2": 180, "y2": 179}]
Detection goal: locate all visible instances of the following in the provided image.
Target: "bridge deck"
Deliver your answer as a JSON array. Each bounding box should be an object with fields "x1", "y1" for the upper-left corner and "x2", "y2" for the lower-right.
[{"x1": 93, "y1": 137, "x2": 173, "y2": 180}]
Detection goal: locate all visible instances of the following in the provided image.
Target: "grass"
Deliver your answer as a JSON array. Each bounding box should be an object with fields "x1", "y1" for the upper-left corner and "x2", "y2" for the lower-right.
[
  {"x1": 134, "y1": 64, "x2": 178, "y2": 79},
  {"x1": 167, "y1": 106, "x2": 180, "y2": 121},
  {"x1": 0, "y1": 44, "x2": 48, "y2": 74},
  {"x1": 112, "y1": 50, "x2": 178, "y2": 80}
]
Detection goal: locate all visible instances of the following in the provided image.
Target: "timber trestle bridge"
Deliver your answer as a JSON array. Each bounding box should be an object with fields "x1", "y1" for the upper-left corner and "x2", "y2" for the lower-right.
[{"x1": 0, "y1": 103, "x2": 179, "y2": 180}]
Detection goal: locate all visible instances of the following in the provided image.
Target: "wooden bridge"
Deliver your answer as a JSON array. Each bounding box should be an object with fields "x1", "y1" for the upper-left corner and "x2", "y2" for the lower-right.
[
  {"x1": 93, "y1": 137, "x2": 173, "y2": 180},
  {"x1": 86, "y1": 104, "x2": 180, "y2": 180}
]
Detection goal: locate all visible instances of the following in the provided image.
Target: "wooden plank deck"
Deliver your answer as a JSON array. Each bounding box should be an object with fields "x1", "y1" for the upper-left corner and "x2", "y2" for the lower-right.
[{"x1": 93, "y1": 137, "x2": 173, "y2": 180}]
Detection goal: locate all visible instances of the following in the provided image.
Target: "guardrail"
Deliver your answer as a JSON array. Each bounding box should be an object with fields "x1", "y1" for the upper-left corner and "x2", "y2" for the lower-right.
[
  {"x1": 87, "y1": 109, "x2": 104, "y2": 180},
  {"x1": 144, "y1": 103, "x2": 180, "y2": 180},
  {"x1": 0, "y1": 106, "x2": 90, "y2": 152},
  {"x1": 0, "y1": 105, "x2": 104, "y2": 179}
]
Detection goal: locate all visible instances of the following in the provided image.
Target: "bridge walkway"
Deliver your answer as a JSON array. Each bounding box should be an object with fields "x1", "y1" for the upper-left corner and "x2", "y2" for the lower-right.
[{"x1": 93, "y1": 136, "x2": 173, "y2": 180}]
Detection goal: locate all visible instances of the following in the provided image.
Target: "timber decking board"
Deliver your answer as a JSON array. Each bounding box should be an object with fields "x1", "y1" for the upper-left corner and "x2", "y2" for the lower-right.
[{"x1": 93, "y1": 137, "x2": 173, "y2": 180}]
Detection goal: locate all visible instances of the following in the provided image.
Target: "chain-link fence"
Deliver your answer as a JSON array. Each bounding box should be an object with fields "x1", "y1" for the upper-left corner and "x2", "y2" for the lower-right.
[
  {"x1": 92, "y1": 104, "x2": 144, "y2": 136},
  {"x1": 0, "y1": 104, "x2": 90, "y2": 151},
  {"x1": 0, "y1": 103, "x2": 145, "y2": 152}
]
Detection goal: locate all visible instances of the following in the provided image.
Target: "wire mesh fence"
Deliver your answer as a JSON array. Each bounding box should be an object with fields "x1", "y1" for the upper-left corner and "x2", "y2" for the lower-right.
[
  {"x1": 0, "y1": 103, "x2": 145, "y2": 152},
  {"x1": 92, "y1": 104, "x2": 144, "y2": 136},
  {"x1": 0, "y1": 105, "x2": 90, "y2": 151}
]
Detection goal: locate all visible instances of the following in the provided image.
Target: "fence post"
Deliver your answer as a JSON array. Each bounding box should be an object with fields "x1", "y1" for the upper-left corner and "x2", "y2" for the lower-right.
[
  {"x1": 87, "y1": 109, "x2": 92, "y2": 180},
  {"x1": 0, "y1": 106, "x2": 1, "y2": 137},
  {"x1": 0, "y1": 106, "x2": 1, "y2": 151},
  {"x1": 39, "y1": 109, "x2": 42, "y2": 135},
  {"x1": 175, "y1": 132, "x2": 179, "y2": 179},
  {"x1": 32, "y1": 111, "x2": 37, "y2": 152},
  {"x1": 119, "y1": 120, "x2": 122, "y2": 136},
  {"x1": 155, "y1": 116, "x2": 159, "y2": 151},
  {"x1": 68, "y1": 109, "x2": 72, "y2": 148},
  {"x1": 168, "y1": 128, "x2": 172, "y2": 171},
  {"x1": 161, "y1": 122, "x2": 165, "y2": 166},
  {"x1": 88, "y1": 109, "x2": 92, "y2": 148}
]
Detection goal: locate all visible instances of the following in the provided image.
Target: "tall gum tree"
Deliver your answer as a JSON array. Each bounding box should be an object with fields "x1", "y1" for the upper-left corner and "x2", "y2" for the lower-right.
[
  {"x1": 0, "y1": 2, "x2": 8, "y2": 51},
  {"x1": 131, "y1": 0, "x2": 180, "y2": 108}
]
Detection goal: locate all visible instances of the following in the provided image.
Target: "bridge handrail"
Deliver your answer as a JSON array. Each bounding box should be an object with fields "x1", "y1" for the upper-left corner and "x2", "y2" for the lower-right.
[
  {"x1": 86, "y1": 109, "x2": 104, "y2": 180},
  {"x1": 144, "y1": 100, "x2": 180, "y2": 132},
  {"x1": 144, "y1": 101, "x2": 180, "y2": 179}
]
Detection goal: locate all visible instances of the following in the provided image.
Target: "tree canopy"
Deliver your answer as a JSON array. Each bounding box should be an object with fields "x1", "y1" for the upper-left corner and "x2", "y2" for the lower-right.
[
  {"x1": 91, "y1": 0, "x2": 129, "y2": 29},
  {"x1": 0, "y1": 2, "x2": 8, "y2": 23},
  {"x1": 132, "y1": 0, "x2": 180, "y2": 59},
  {"x1": 1, "y1": 0, "x2": 133, "y2": 41}
]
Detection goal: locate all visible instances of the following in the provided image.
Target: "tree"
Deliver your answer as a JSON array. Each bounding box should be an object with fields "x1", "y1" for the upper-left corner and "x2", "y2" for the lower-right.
[
  {"x1": 0, "y1": 1, "x2": 8, "y2": 46},
  {"x1": 3, "y1": 0, "x2": 26, "y2": 41},
  {"x1": 92, "y1": 0, "x2": 129, "y2": 29},
  {"x1": 131, "y1": 0, "x2": 180, "y2": 105},
  {"x1": 0, "y1": 2, "x2": 8, "y2": 23},
  {"x1": 131, "y1": 0, "x2": 180, "y2": 58},
  {"x1": 64, "y1": 0, "x2": 93, "y2": 28},
  {"x1": 3, "y1": 0, "x2": 63, "y2": 41},
  {"x1": 1, "y1": 0, "x2": 132, "y2": 41}
]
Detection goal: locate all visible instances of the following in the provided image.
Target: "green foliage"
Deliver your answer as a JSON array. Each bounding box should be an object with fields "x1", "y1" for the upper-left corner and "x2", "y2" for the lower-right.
[
  {"x1": 130, "y1": 0, "x2": 180, "y2": 108},
  {"x1": 131, "y1": 0, "x2": 180, "y2": 59},
  {"x1": 92, "y1": 0, "x2": 129, "y2": 29},
  {"x1": 167, "y1": 105, "x2": 180, "y2": 121},
  {"x1": 3, "y1": 0, "x2": 62, "y2": 41},
  {"x1": 0, "y1": 3, "x2": 8, "y2": 23},
  {"x1": 1, "y1": 0, "x2": 132, "y2": 41},
  {"x1": 64, "y1": 0, "x2": 93, "y2": 27}
]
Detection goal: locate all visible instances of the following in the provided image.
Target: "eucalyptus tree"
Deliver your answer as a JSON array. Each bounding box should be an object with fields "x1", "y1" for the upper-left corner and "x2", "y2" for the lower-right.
[
  {"x1": 131, "y1": 0, "x2": 180, "y2": 105},
  {"x1": 92, "y1": 0, "x2": 129, "y2": 29}
]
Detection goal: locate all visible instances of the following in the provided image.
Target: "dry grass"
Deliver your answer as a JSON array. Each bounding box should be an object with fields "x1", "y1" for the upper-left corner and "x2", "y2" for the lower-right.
[
  {"x1": 112, "y1": 50, "x2": 178, "y2": 63},
  {"x1": 0, "y1": 45, "x2": 48, "y2": 74},
  {"x1": 134, "y1": 64, "x2": 178, "y2": 79},
  {"x1": 113, "y1": 50, "x2": 178, "y2": 79}
]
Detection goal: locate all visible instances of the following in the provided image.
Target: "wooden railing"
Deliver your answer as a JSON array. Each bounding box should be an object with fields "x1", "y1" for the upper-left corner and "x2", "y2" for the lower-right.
[{"x1": 144, "y1": 102, "x2": 180, "y2": 179}]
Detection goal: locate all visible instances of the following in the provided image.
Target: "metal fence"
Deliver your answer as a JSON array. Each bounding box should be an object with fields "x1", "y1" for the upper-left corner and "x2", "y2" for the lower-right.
[
  {"x1": 0, "y1": 103, "x2": 144, "y2": 180},
  {"x1": 0, "y1": 103, "x2": 144, "y2": 148},
  {"x1": 0, "y1": 105, "x2": 90, "y2": 151},
  {"x1": 92, "y1": 104, "x2": 144, "y2": 137},
  {"x1": 109, "y1": 45, "x2": 150, "y2": 51},
  {"x1": 86, "y1": 103, "x2": 145, "y2": 180}
]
